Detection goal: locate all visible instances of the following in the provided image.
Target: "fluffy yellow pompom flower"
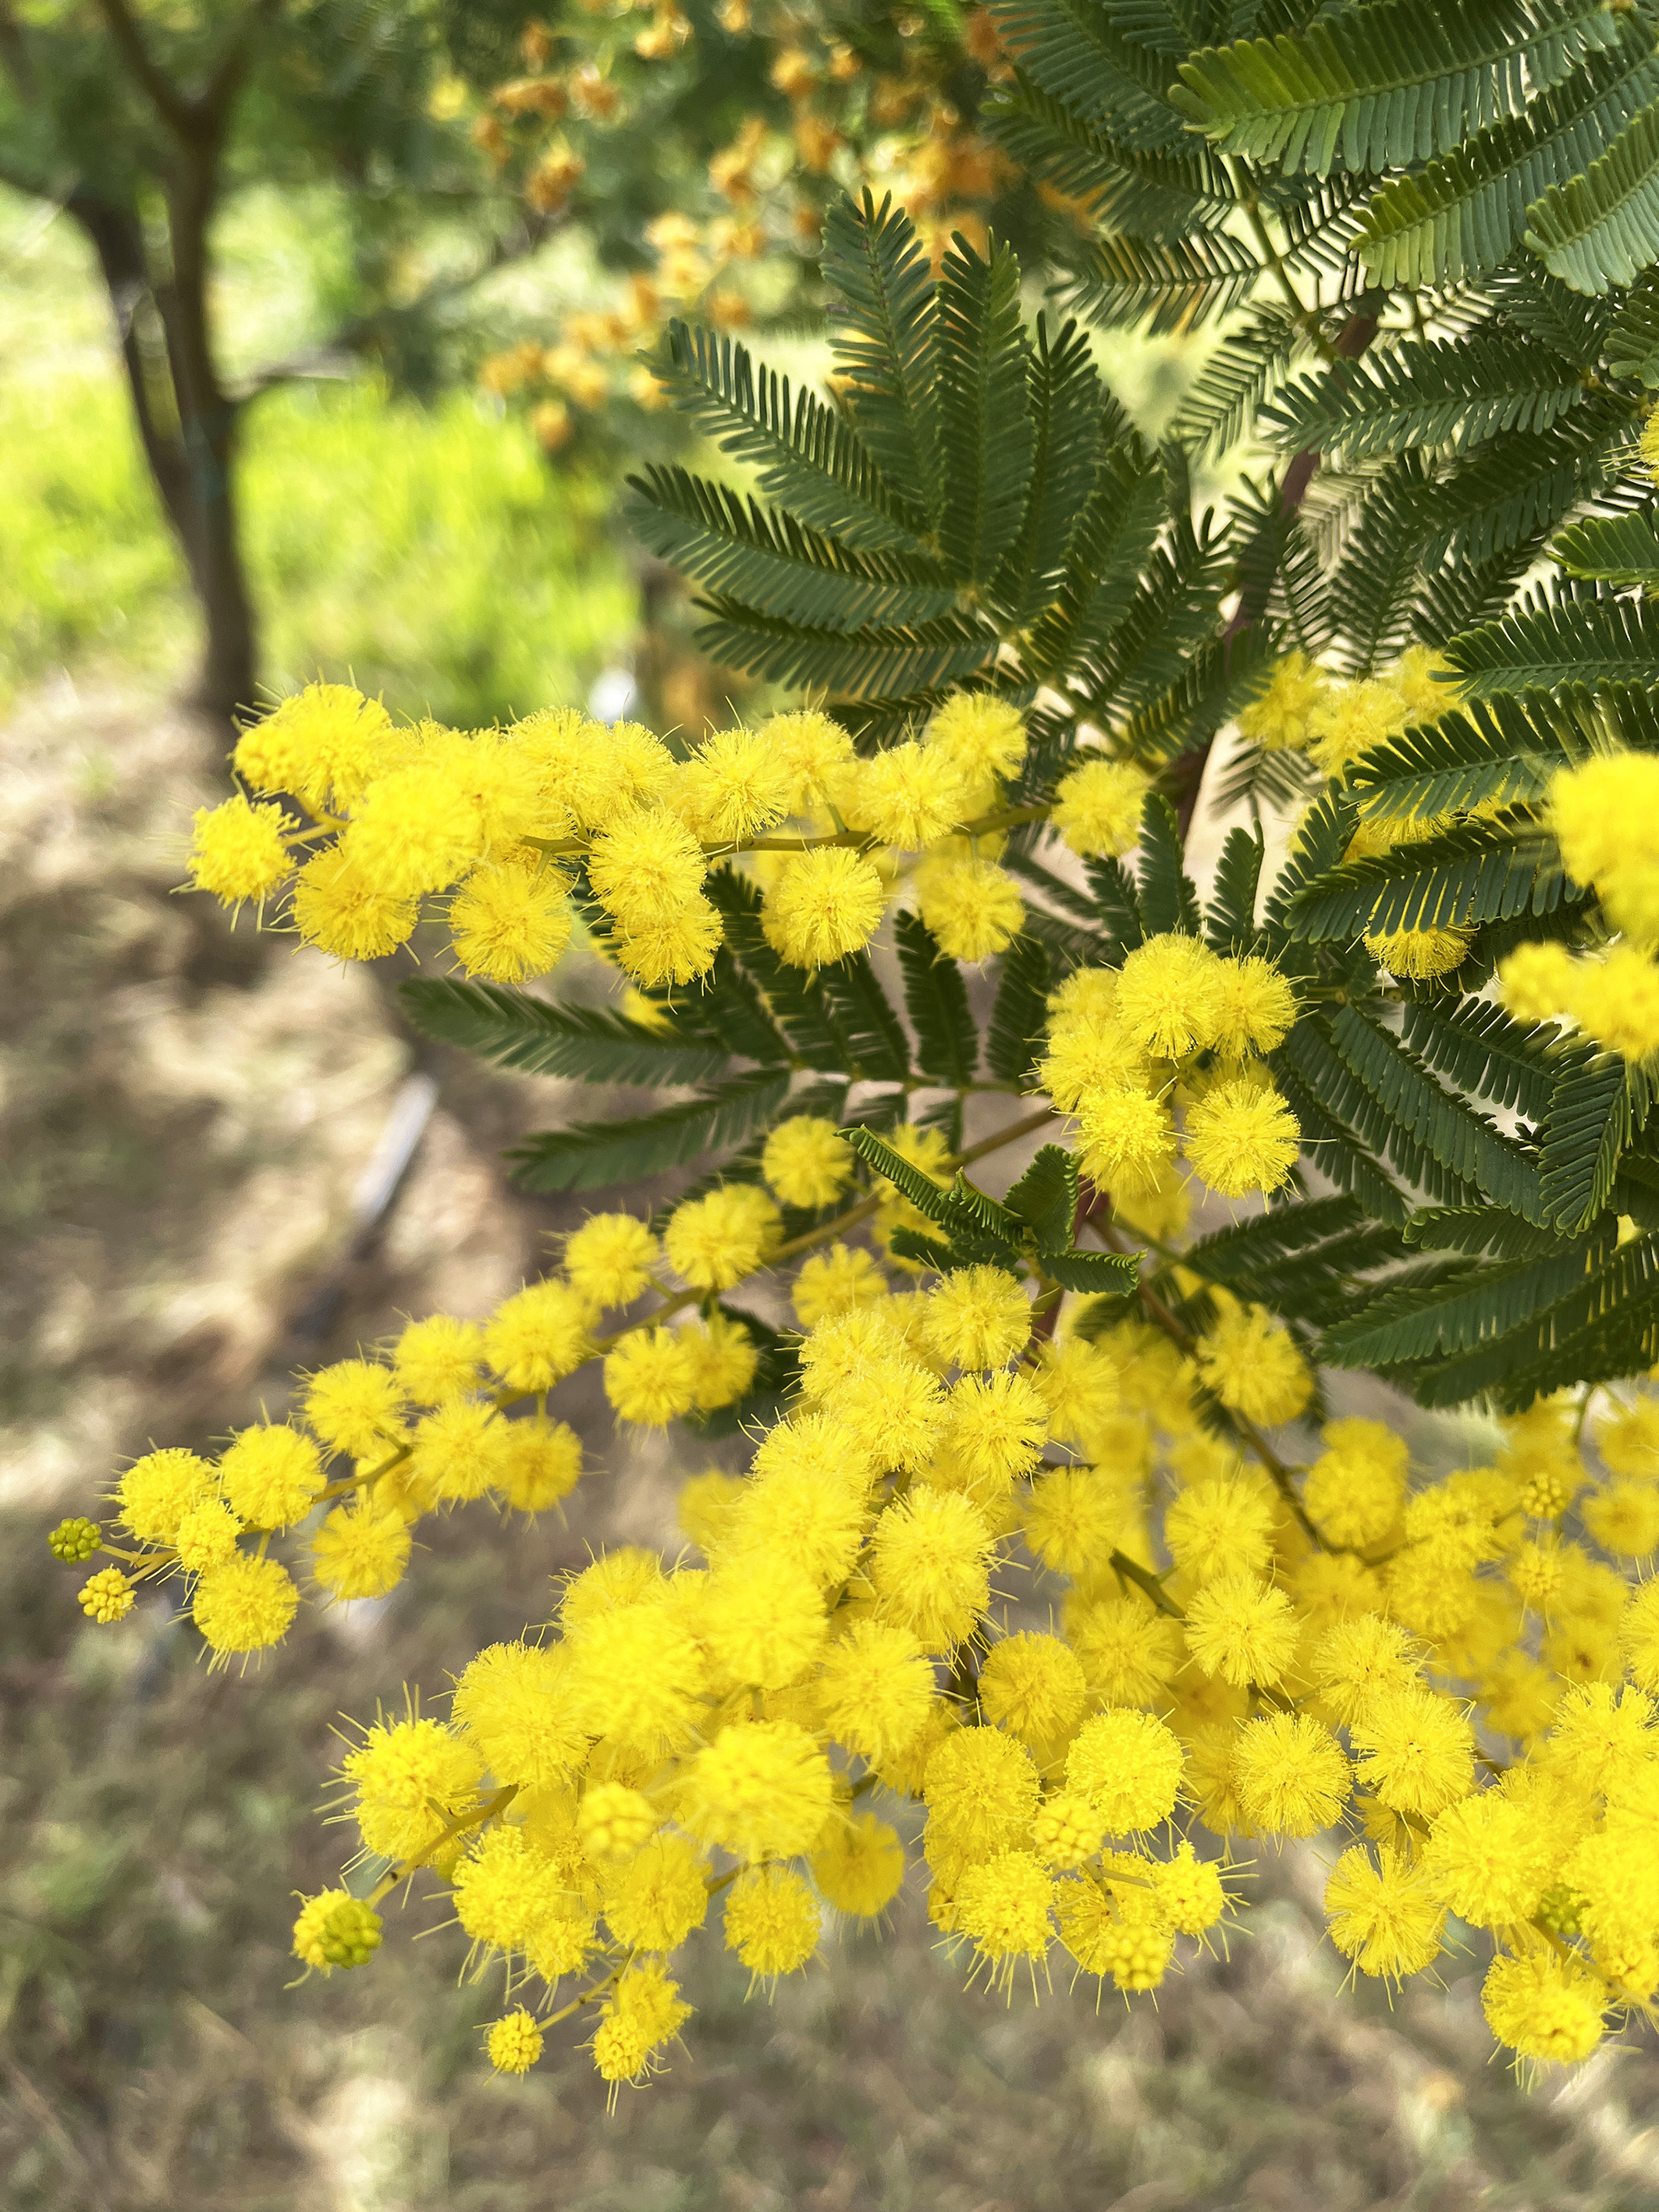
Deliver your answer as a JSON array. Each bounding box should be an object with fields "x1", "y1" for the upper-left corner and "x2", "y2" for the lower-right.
[
  {"x1": 942, "y1": 1369, "x2": 1049, "y2": 1483},
  {"x1": 1184, "y1": 1076, "x2": 1301, "y2": 1198},
  {"x1": 340, "y1": 1714, "x2": 484, "y2": 1863},
  {"x1": 561, "y1": 1547, "x2": 667, "y2": 1627},
  {"x1": 1482, "y1": 1950, "x2": 1606, "y2": 2066},
  {"x1": 1116, "y1": 934, "x2": 1224, "y2": 1058},
  {"x1": 115, "y1": 1447, "x2": 215, "y2": 1543},
  {"x1": 679, "y1": 725, "x2": 792, "y2": 841},
  {"x1": 453, "y1": 1824, "x2": 568, "y2": 1953},
  {"x1": 664, "y1": 1184, "x2": 780, "y2": 1291},
  {"x1": 762, "y1": 1116, "x2": 854, "y2": 1209},
  {"x1": 188, "y1": 794, "x2": 295, "y2": 906},
  {"x1": 1194, "y1": 1301, "x2": 1312, "y2": 1426},
  {"x1": 603, "y1": 1326, "x2": 700, "y2": 1426},
  {"x1": 591, "y1": 1963, "x2": 694, "y2": 2086},
  {"x1": 869, "y1": 1486, "x2": 994, "y2": 1650},
  {"x1": 1323, "y1": 1845, "x2": 1444, "y2": 1980},
  {"x1": 1620, "y1": 1578, "x2": 1659, "y2": 1692},
  {"x1": 497, "y1": 1415, "x2": 584, "y2": 1512},
  {"x1": 1364, "y1": 923, "x2": 1473, "y2": 980},
  {"x1": 391, "y1": 1309, "x2": 484, "y2": 1397},
  {"x1": 1568, "y1": 945, "x2": 1659, "y2": 1061},
  {"x1": 303, "y1": 1359, "x2": 407, "y2": 1459},
  {"x1": 233, "y1": 683, "x2": 394, "y2": 811},
  {"x1": 914, "y1": 855, "x2": 1025, "y2": 961},
  {"x1": 837, "y1": 740, "x2": 965, "y2": 847},
  {"x1": 1055, "y1": 1880, "x2": 1173, "y2": 1990},
  {"x1": 487, "y1": 2009, "x2": 545, "y2": 2075},
  {"x1": 608, "y1": 895, "x2": 723, "y2": 988},
  {"x1": 728, "y1": 1457, "x2": 869, "y2": 1590},
  {"x1": 1303, "y1": 1418, "x2": 1407, "y2": 1547},
  {"x1": 337, "y1": 761, "x2": 480, "y2": 897},
  {"x1": 602, "y1": 1834, "x2": 709, "y2": 1952},
  {"x1": 79, "y1": 1566, "x2": 135, "y2": 1624},
  {"x1": 763, "y1": 847, "x2": 886, "y2": 968},
  {"x1": 1184, "y1": 1574, "x2": 1300, "y2": 1688},
  {"x1": 761, "y1": 708, "x2": 856, "y2": 809},
  {"x1": 1547, "y1": 751, "x2": 1659, "y2": 895},
  {"x1": 923, "y1": 1725, "x2": 1040, "y2": 1860},
  {"x1": 680, "y1": 1720, "x2": 837, "y2": 1862},
  {"x1": 925, "y1": 691, "x2": 1027, "y2": 783},
  {"x1": 702, "y1": 1555, "x2": 827, "y2": 1691},
  {"x1": 1065, "y1": 1709, "x2": 1184, "y2": 1833},
  {"x1": 1582, "y1": 1477, "x2": 1659, "y2": 1558},
  {"x1": 1051, "y1": 758, "x2": 1151, "y2": 857},
  {"x1": 723, "y1": 1866, "x2": 821, "y2": 1977},
  {"x1": 1497, "y1": 939, "x2": 1577, "y2": 1024},
  {"x1": 1075, "y1": 1085, "x2": 1178, "y2": 1194},
  {"x1": 564, "y1": 1213, "x2": 659, "y2": 1312},
  {"x1": 174, "y1": 1497, "x2": 243, "y2": 1574},
  {"x1": 1029, "y1": 1336, "x2": 1119, "y2": 1444},
  {"x1": 565, "y1": 1600, "x2": 705, "y2": 1752},
  {"x1": 681, "y1": 1309, "x2": 759, "y2": 1412},
  {"x1": 1156, "y1": 1842, "x2": 1228, "y2": 1937},
  {"x1": 218, "y1": 1423, "x2": 325, "y2": 1531},
  {"x1": 483, "y1": 1277, "x2": 593, "y2": 1391},
  {"x1": 812, "y1": 1811, "x2": 906, "y2": 1916},
  {"x1": 922, "y1": 1266, "x2": 1031, "y2": 1370},
  {"x1": 791, "y1": 1243, "x2": 886, "y2": 1326},
  {"x1": 1350, "y1": 1684, "x2": 1474, "y2": 1817},
  {"x1": 587, "y1": 806, "x2": 708, "y2": 932},
  {"x1": 310, "y1": 1500, "x2": 411, "y2": 1599},
  {"x1": 1233, "y1": 1711, "x2": 1351, "y2": 1836},
  {"x1": 448, "y1": 860, "x2": 573, "y2": 982},
  {"x1": 192, "y1": 1554, "x2": 300, "y2": 1655},
  {"x1": 1237, "y1": 650, "x2": 1326, "y2": 751},
  {"x1": 1021, "y1": 1465, "x2": 1127, "y2": 1575},
  {"x1": 1210, "y1": 956, "x2": 1299, "y2": 1056},
  {"x1": 1307, "y1": 677, "x2": 1405, "y2": 775},
  {"x1": 1165, "y1": 1473, "x2": 1276, "y2": 1585},
  {"x1": 290, "y1": 845, "x2": 418, "y2": 960},
  {"x1": 979, "y1": 1633, "x2": 1087, "y2": 1752},
  {"x1": 814, "y1": 1619, "x2": 936, "y2": 1761},
  {"x1": 1310, "y1": 1612, "x2": 1419, "y2": 1727},
  {"x1": 956, "y1": 1851, "x2": 1054, "y2": 1973},
  {"x1": 1071, "y1": 1594, "x2": 1182, "y2": 1709},
  {"x1": 452, "y1": 1641, "x2": 586, "y2": 1788},
  {"x1": 407, "y1": 1399, "x2": 512, "y2": 1502},
  {"x1": 1421, "y1": 1791, "x2": 1552, "y2": 1926}
]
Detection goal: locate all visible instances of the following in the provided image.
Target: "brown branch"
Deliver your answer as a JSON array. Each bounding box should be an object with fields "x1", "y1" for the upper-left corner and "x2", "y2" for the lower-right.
[{"x1": 93, "y1": 0, "x2": 193, "y2": 135}]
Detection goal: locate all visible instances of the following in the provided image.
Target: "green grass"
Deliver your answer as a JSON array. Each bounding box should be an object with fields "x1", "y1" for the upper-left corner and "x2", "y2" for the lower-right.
[{"x1": 0, "y1": 370, "x2": 637, "y2": 726}]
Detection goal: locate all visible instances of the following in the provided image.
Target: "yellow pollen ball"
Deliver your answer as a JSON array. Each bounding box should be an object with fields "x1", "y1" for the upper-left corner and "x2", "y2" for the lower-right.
[
  {"x1": 1233, "y1": 1711, "x2": 1351, "y2": 1837},
  {"x1": 391, "y1": 1314, "x2": 484, "y2": 1405},
  {"x1": 448, "y1": 860, "x2": 573, "y2": 982},
  {"x1": 762, "y1": 1116, "x2": 854, "y2": 1209},
  {"x1": 763, "y1": 847, "x2": 886, "y2": 968},
  {"x1": 869, "y1": 1486, "x2": 995, "y2": 1651},
  {"x1": 680, "y1": 1720, "x2": 837, "y2": 1862},
  {"x1": 979, "y1": 1633, "x2": 1087, "y2": 1752},
  {"x1": 1183, "y1": 1077, "x2": 1300, "y2": 1198},
  {"x1": 115, "y1": 1447, "x2": 215, "y2": 1543},
  {"x1": 187, "y1": 794, "x2": 295, "y2": 906},
  {"x1": 1064, "y1": 1709, "x2": 1184, "y2": 1833},
  {"x1": 310, "y1": 1500, "x2": 411, "y2": 1599},
  {"x1": 191, "y1": 1555, "x2": 300, "y2": 1655},
  {"x1": 723, "y1": 1866, "x2": 822, "y2": 1977},
  {"x1": 564, "y1": 1213, "x2": 660, "y2": 1311},
  {"x1": 1051, "y1": 758, "x2": 1151, "y2": 858},
  {"x1": 812, "y1": 1813, "x2": 907, "y2": 1916},
  {"x1": 913, "y1": 855, "x2": 1025, "y2": 962},
  {"x1": 218, "y1": 1424, "x2": 325, "y2": 1532},
  {"x1": 487, "y1": 2010, "x2": 545, "y2": 2075}
]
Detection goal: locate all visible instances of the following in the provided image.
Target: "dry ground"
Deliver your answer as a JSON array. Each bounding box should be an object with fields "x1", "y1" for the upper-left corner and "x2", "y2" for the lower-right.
[{"x1": 4, "y1": 676, "x2": 1659, "y2": 2212}]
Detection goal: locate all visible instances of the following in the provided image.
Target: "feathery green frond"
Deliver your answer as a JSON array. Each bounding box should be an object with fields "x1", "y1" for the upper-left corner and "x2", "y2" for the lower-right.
[
  {"x1": 894, "y1": 911, "x2": 979, "y2": 1088},
  {"x1": 399, "y1": 978, "x2": 739, "y2": 1088},
  {"x1": 1284, "y1": 811, "x2": 1561, "y2": 939},
  {"x1": 1444, "y1": 595, "x2": 1659, "y2": 694},
  {"x1": 1524, "y1": 92, "x2": 1659, "y2": 293},
  {"x1": 1262, "y1": 336, "x2": 1586, "y2": 459},
  {"x1": 508, "y1": 1070, "x2": 795, "y2": 1192}
]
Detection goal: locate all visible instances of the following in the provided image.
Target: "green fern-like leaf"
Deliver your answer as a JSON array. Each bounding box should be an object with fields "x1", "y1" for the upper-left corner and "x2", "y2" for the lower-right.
[
  {"x1": 1171, "y1": 0, "x2": 1619, "y2": 176},
  {"x1": 399, "y1": 978, "x2": 739, "y2": 1088},
  {"x1": 1540, "y1": 1046, "x2": 1632, "y2": 1230},
  {"x1": 936, "y1": 233, "x2": 1036, "y2": 583},
  {"x1": 895, "y1": 911, "x2": 979, "y2": 1088},
  {"x1": 1444, "y1": 596, "x2": 1659, "y2": 694},
  {"x1": 986, "y1": 933, "x2": 1054, "y2": 1082},
  {"x1": 1552, "y1": 512, "x2": 1659, "y2": 584},
  {"x1": 1348, "y1": 694, "x2": 1574, "y2": 818},
  {"x1": 1321, "y1": 1239, "x2": 1600, "y2": 1365},
  {"x1": 1004, "y1": 1142, "x2": 1081, "y2": 1250},
  {"x1": 509, "y1": 1070, "x2": 794, "y2": 1192},
  {"x1": 1063, "y1": 227, "x2": 1262, "y2": 336},
  {"x1": 986, "y1": 72, "x2": 1236, "y2": 239},
  {"x1": 1524, "y1": 91, "x2": 1659, "y2": 292},
  {"x1": 817, "y1": 954, "x2": 912, "y2": 1084},
  {"x1": 1284, "y1": 811, "x2": 1562, "y2": 939},
  {"x1": 1261, "y1": 335, "x2": 1586, "y2": 459},
  {"x1": 691, "y1": 596, "x2": 999, "y2": 699},
  {"x1": 1607, "y1": 264, "x2": 1659, "y2": 382},
  {"x1": 822, "y1": 193, "x2": 943, "y2": 524},
  {"x1": 1205, "y1": 826, "x2": 1266, "y2": 955},
  {"x1": 1398, "y1": 996, "x2": 1558, "y2": 1122},
  {"x1": 646, "y1": 321, "x2": 929, "y2": 554},
  {"x1": 1354, "y1": 27, "x2": 1659, "y2": 284},
  {"x1": 1136, "y1": 792, "x2": 1203, "y2": 936},
  {"x1": 1329, "y1": 1003, "x2": 1544, "y2": 1220}
]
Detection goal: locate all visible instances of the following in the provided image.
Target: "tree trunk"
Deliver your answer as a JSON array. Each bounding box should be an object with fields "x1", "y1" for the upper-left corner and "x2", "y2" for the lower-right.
[{"x1": 68, "y1": 183, "x2": 257, "y2": 733}]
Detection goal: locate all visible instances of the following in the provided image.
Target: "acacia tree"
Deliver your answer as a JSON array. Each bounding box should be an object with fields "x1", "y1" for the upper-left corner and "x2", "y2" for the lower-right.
[{"x1": 44, "y1": 0, "x2": 1659, "y2": 2103}]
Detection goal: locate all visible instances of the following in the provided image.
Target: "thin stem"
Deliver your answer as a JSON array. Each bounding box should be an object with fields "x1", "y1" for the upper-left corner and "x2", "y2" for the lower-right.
[
  {"x1": 1109, "y1": 1548, "x2": 1184, "y2": 1621},
  {"x1": 368, "y1": 1784, "x2": 520, "y2": 1906}
]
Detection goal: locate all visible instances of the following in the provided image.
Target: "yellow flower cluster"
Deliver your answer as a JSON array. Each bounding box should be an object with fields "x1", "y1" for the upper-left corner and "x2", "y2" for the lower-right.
[
  {"x1": 187, "y1": 685, "x2": 1059, "y2": 985},
  {"x1": 264, "y1": 1277, "x2": 1659, "y2": 2090},
  {"x1": 1039, "y1": 942, "x2": 1302, "y2": 1202},
  {"x1": 87, "y1": 1097, "x2": 1659, "y2": 2089},
  {"x1": 1495, "y1": 752, "x2": 1659, "y2": 1062}
]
